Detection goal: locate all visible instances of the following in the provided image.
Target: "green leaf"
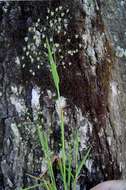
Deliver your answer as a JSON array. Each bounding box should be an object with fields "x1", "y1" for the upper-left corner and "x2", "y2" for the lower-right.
[
  {"x1": 76, "y1": 147, "x2": 91, "y2": 178},
  {"x1": 20, "y1": 184, "x2": 43, "y2": 190},
  {"x1": 46, "y1": 38, "x2": 60, "y2": 98}
]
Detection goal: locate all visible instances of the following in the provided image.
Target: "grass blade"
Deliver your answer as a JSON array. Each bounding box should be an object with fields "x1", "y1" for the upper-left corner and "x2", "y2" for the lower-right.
[
  {"x1": 43, "y1": 180, "x2": 50, "y2": 190},
  {"x1": 73, "y1": 135, "x2": 79, "y2": 190},
  {"x1": 37, "y1": 126, "x2": 57, "y2": 190},
  {"x1": 58, "y1": 158, "x2": 64, "y2": 179},
  {"x1": 67, "y1": 148, "x2": 72, "y2": 189},
  {"x1": 60, "y1": 111, "x2": 67, "y2": 190},
  {"x1": 46, "y1": 38, "x2": 60, "y2": 98},
  {"x1": 76, "y1": 147, "x2": 91, "y2": 178},
  {"x1": 20, "y1": 183, "x2": 43, "y2": 190}
]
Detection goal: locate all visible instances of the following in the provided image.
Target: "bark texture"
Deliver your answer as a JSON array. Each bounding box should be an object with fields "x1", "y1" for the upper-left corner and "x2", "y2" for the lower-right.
[{"x1": 0, "y1": 0, "x2": 125, "y2": 190}]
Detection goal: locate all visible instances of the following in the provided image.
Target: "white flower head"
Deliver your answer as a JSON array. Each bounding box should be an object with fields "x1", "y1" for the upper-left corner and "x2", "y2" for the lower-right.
[
  {"x1": 50, "y1": 22, "x2": 53, "y2": 27},
  {"x1": 28, "y1": 27, "x2": 32, "y2": 32},
  {"x1": 79, "y1": 44, "x2": 82, "y2": 48},
  {"x1": 58, "y1": 25, "x2": 61, "y2": 30},
  {"x1": 44, "y1": 43, "x2": 47, "y2": 48},
  {"x1": 68, "y1": 50, "x2": 73, "y2": 55},
  {"x1": 67, "y1": 39, "x2": 71, "y2": 43},
  {"x1": 11, "y1": 85, "x2": 18, "y2": 94},
  {"x1": 33, "y1": 27, "x2": 36, "y2": 32},
  {"x1": 55, "y1": 7, "x2": 58, "y2": 12},
  {"x1": 22, "y1": 64, "x2": 25, "y2": 68},
  {"x1": 35, "y1": 22, "x2": 39, "y2": 27},
  {"x1": 44, "y1": 27, "x2": 46, "y2": 31},
  {"x1": 15, "y1": 57, "x2": 20, "y2": 65},
  {"x1": 29, "y1": 55, "x2": 34, "y2": 63},
  {"x1": 62, "y1": 61, "x2": 65, "y2": 65},
  {"x1": 37, "y1": 57, "x2": 40, "y2": 61},
  {"x1": 50, "y1": 37, "x2": 53, "y2": 42},
  {"x1": 32, "y1": 72, "x2": 35, "y2": 76},
  {"x1": 64, "y1": 19, "x2": 68, "y2": 23},
  {"x1": 55, "y1": 43, "x2": 60, "y2": 48},
  {"x1": 30, "y1": 57, "x2": 34, "y2": 63},
  {"x1": 61, "y1": 12, "x2": 65, "y2": 17},
  {"x1": 56, "y1": 96, "x2": 66, "y2": 118},
  {"x1": 59, "y1": 6, "x2": 63, "y2": 10},
  {"x1": 33, "y1": 35, "x2": 36, "y2": 40},
  {"x1": 37, "y1": 65, "x2": 40, "y2": 69},
  {"x1": 66, "y1": 9, "x2": 69, "y2": 13},
  {"x1": 27, "y1": 44, "x2": 30, "y2": 50},
  {"x1": 64, "y1": 24, "x2": 68, "y2": 28},
  {"x1": 64, "y1": 31, "x2": 66, "y2": 35},
  {"x1": 51, "y1": 11, "x2": 54, "y2": 16},
  {"x1": 54, "y1": 19, "x2": 57, "y2": 23},
  {"x1": 42, "y1": 34, "x2": 45, "y2": 39},
  {"x1": 24, "y1": 37, "x2": 28, "y2": 42},
  {"x1": 26, "y1": 51, "x2": 29, "y2": 56},
  {"x1": 35, "y1": 30, "x2": 40, "y2": 36},
  {"x1": 58, "y1": 18, "x2": 62, "y2": 22},
  {"x1": 47, "y1": 8, "x2": 50, "y2": 13},
  {"x1": 75, "y1": 34, "x2": 79, "y2": 39}
]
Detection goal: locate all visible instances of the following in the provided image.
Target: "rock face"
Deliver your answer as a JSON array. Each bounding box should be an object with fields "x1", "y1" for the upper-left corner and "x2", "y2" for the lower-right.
[
  {"x1": 0, "y1": 0, "x2": 125, "y2": 189},
  {"x1": 100, "y1": 0, "x2": 126, "y2": 179}
]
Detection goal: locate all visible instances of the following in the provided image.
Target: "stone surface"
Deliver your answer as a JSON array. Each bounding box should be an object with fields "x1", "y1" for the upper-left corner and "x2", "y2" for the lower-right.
[
  {"x1": 100, "y1": 0, "x2": 126, "y2": 179},
  {"x1": 0, "y1": 0, "x2": 125, "y2": 190}
]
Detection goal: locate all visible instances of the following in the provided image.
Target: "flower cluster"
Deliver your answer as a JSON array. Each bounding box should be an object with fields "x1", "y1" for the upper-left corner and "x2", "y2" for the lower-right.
[{"x1": 21, "y1": 5, "x2": 83, "y2": 76}]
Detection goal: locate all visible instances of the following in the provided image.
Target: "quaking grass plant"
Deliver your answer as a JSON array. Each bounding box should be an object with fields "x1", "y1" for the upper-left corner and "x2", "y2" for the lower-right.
[{"x1": 21, "y1": 38, "x2": 90, "y2": 190}]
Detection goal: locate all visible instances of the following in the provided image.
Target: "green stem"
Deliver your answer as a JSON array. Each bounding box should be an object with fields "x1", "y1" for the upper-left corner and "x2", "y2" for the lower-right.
[
  {"x1": 60, "y1": 110, "x2": 67, "y2": 190},
  {"x1": 57, "y1": 86, "x2": 60, "y2": 99}
]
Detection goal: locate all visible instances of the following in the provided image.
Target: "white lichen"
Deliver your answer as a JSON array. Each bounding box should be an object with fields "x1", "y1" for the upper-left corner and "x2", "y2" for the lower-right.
[
  {"x1": 91, "y1": 65, "x2": 96, "y2": 75},
  {"x1": 116, "y1": 46, "x2": 126, "y2": 58},
  {"x1": 78, "y1": 109, "x2": 92, "y2": 150},
  {"x1": 10, "y1": 96, "x2": 26, "y2": 116},
  {"x1": 31, "y1": 86, "x2": 40, "y2": 109},
  {"x1": 110, "y1": 81, "x2": 118, "y2": 97},
  {"x1": 11, "y1": 123, "x2": 20, "y2": 144},
  {"x1": 107, "y1": 136, "x2": 112, "y2": 146},
  {"x1": 87, "y1": 47, "x2": 97, "y2": 64}
]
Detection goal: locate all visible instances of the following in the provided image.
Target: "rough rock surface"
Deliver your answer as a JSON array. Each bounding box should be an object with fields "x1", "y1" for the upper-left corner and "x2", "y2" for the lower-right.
[
  {"x1": 0, "y1": 0, "x2": 125, "y2": 190},
  {"x1": 101, "y1": 0, "x2": 126, "y2": 179}
]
